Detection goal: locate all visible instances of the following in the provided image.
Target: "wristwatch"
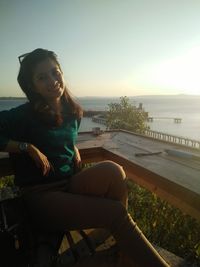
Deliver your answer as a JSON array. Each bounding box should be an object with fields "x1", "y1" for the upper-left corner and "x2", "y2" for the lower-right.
[{"x1": 18, "y1": 142, "x2": 29, "y2": 153}]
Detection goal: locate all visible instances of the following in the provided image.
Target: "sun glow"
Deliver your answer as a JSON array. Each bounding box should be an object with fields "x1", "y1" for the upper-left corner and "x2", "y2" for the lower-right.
[{"x1": 140, "y1": 46, "x2": 200, "y2": 95}]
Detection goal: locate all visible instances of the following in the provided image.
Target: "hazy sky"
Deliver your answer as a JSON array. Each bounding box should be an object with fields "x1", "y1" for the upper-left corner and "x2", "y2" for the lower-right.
[{"x1": 1, "y1": 0, "x2": 200, "y2": 97}]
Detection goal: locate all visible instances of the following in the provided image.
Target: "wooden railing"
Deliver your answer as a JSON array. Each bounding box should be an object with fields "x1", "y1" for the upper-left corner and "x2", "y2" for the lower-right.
[
  {"x1": 145, "y1": 129, "x2": 200, "y2": 150},
  {"x1": 1, "y1": 130, "x2": 200, "y2": 222},
  {"x1": 90, "y1": 116, "x2": 200, "y2": 150}
]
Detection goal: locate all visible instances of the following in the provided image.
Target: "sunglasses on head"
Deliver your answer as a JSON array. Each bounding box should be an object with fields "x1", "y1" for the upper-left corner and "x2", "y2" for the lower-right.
[{"x1": 18, "y1": 53, "x2": 30, "y2": 64}]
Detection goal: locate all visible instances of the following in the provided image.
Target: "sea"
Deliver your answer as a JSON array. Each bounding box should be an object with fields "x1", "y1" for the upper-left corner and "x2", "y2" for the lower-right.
[{"x1": 0, "y1": 95, "x2": 200, "y2": 141}]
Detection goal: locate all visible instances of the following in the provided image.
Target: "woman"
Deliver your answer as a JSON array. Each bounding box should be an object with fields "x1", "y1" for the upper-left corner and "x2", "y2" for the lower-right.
[{"x1": 0, "y1": 48, "x2": 170, "y2": 267}]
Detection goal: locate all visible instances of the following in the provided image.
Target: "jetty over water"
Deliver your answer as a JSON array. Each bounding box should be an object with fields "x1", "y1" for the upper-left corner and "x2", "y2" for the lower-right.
[
  {"x1": 90, "y1": 114, "x2": 199, "y2": 150},
  {"x1": 147, "y1": 117, "x2": 182, "y2": 123},
  {"x1": 92, "y1": 115, "x2": 107, "y2": 124}
]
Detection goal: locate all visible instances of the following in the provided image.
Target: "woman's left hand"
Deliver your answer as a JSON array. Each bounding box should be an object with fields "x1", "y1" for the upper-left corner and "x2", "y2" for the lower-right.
[{"x1": 73, "y1": 145, "x2": 82, "y2": 173}]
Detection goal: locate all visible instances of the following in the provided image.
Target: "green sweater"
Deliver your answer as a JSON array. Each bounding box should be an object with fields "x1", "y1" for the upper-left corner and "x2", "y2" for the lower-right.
[{"x1": 0, "y1": 102, "x2": 81, "y2": 186}]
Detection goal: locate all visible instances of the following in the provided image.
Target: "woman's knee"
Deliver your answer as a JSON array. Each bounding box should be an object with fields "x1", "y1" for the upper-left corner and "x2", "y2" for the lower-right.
[
  {"x1": 98, "y1": 161, "x2": 128, "y2": 205},
  {"x1": 103, "y1": 160, "x2": 127, "y2": 191},
  {"x1": 99, "y1": 160, "x2": 126, "y2": 181}
]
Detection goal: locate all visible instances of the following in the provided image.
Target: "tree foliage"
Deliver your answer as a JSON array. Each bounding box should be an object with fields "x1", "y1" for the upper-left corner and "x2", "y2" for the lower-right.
[
  {"x1": 106, "y1": 96, "x2": 149, "y2": 134},
  {"x1": 127, "y1": 180, "x2": 200, "y2": 265}
]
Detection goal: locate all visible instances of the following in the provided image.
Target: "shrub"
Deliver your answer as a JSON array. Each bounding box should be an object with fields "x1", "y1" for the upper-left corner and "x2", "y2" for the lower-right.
[{"x1": 127, "y1": 180, "x2": 200, "y2": 265}]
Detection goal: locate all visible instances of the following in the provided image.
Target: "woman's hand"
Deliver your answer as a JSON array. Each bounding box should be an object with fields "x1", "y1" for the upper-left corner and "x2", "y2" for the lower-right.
[
  {"x1": 73, "y1": 145, "x2": 82, "y2": 173},
  {"x1": 27, "y1": 144, "x2": 52, "y2": 176}
]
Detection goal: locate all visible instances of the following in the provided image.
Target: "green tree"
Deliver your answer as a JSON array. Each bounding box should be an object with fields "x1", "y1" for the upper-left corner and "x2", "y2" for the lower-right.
[
  {"x1": 127, "y1": 180, "x2": 200, "y2": 265},
  {"x1": 106, "y1": 96, "x2": 149, "y2": 134}
]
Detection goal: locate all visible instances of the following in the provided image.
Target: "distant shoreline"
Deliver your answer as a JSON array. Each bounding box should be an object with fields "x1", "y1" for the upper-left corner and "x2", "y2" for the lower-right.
[
  {"x1": 0, "y1": 94, "x2": 200, "y2": 100},
  {"x1": 0, "y1": 97, "x2": 27, "y2": 100},
  {"x1": 0, "y1": 97, "x2": 106, "y2": 116}
]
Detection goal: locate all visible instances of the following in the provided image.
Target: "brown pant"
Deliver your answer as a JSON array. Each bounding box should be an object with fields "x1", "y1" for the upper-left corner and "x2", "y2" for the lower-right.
[{"x1": 22, "y1": 160, "x2": 169, "y2": 267}]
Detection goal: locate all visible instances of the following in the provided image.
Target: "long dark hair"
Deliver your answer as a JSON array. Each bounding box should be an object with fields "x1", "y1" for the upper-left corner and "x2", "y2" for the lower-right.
[{"x1": 17, "y1": 48, "x2": 82, "y2": 126}]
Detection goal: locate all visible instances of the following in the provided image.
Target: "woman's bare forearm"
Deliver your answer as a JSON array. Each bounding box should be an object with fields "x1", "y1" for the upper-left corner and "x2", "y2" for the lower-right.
[{"x1": 4, "y1": 140, "x2": 51, "y2": 176}]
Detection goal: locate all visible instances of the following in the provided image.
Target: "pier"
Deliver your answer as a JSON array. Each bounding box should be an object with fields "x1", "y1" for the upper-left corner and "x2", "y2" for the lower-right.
[
  {"x1": 147, "y1": 117, "x2": 182, "y2": 123},
  {"x1": 90, "y1": 114, "x2": 200, "y2": 150},
  {"x1": 92, "y1": 115, "x2": 182, "y2": 124},
  {"x1": 92, "y1": 115, "x2": 107, "y2": 124}
]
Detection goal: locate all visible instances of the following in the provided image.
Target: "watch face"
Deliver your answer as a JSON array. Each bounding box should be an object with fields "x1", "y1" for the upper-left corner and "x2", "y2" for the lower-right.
[{"x1": 19, "y1": 142, "x2": 28, "y2": 152}]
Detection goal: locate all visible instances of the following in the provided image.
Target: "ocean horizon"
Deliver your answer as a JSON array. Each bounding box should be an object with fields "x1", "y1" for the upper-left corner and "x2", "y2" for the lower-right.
[{"x1": 0, "y1": 95, "x2": 200, "y2": 141}]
